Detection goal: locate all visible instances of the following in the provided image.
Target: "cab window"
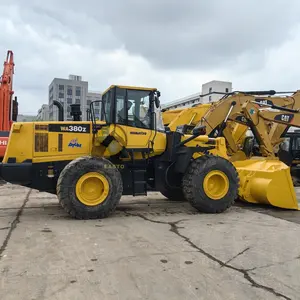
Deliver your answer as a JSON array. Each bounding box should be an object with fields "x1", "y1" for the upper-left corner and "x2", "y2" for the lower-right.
[
  {"x1": 101, "y1": 90, "x2": 112, "y2": 123},
  {"x1": 127, "y1": 90, "x2": 151, "y2": 129}
]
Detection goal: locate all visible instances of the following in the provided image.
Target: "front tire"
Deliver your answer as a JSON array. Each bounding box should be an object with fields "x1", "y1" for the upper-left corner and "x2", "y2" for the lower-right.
[
  {"x1": 182, "y1": 155, "x2": 239, "y2": 213},
  {"x1": 57, "y1": 156, "x2": 123, "y2": 219}
]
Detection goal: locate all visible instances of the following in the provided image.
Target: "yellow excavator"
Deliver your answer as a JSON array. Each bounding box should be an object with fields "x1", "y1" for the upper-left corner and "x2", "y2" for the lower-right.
[
  {"x1": 163, "y1": 90, "x2": 300, "y2": 160},
  {"x1": 0, "y1": 85, "x2": 298, "y2": 219}
]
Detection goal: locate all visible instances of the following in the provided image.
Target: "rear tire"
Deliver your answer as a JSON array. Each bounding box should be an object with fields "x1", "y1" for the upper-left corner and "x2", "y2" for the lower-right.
[
  {"x1": 57, "y1": 156, "x2": 123, "y2": 219},
  {"x1": 182, "y1": 155, "x2": 239, "y2": 213}
]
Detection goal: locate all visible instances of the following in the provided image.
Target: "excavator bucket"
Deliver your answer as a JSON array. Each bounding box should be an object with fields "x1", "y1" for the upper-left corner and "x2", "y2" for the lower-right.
[{"x1": 233, "y1": 158, "x2": 299, "y2": 210}]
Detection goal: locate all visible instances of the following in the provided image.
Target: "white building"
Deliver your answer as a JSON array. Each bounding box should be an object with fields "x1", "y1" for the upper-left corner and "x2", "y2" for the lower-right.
[
  {"x1": 162, "y1": 80, "x2": 232, "y2": 111},
  {"x1": 36, "y1": 104, "x2": 49, "y2": 121},
  {"x1": 201, "y1": 80, "x2": 232, "y2": 103},
  {"x1": 86, "y1": 92, "x2": 102, "y2": 120},
  {"x1": 48, "y1": 75, "x2": 102, "y2": 121},
  {"x1": 48, "y1": 75, "x2": 88, "y2": 121}
]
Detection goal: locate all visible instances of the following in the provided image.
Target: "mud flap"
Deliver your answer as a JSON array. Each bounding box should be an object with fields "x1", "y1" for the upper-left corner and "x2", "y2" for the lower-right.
[{"x1": 233, "y1": 158, "x2": 299, "y2": 210}]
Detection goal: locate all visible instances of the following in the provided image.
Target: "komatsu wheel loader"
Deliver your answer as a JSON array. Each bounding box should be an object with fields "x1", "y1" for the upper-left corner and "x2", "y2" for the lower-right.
[{"x1": 0, "y1": 85, "x2": 240, "y2": 219}]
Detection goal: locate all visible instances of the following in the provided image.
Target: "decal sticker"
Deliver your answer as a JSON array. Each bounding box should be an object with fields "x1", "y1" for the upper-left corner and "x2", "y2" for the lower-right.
[
  {"x1": 49, "y1": 124, "x2": 90, "y2": 133},
  {"x1": 130, "y1": 131, "x2": 147, "y2": 135},
  {"x1": 274, "y1": 113, "x2": 294, "y2": 123},
  {"x1": 249, "y1": 108, "x2": 255, "y2": 115},
  {"x1": 68, "y1": 138, "x2": 82, "y2": 148},
  {"x1": 255, "y1": 99, "x2": 273, "y2": 106},
  {"x1": 0, "y1": 139, "x2": 7, "y2": 146}
]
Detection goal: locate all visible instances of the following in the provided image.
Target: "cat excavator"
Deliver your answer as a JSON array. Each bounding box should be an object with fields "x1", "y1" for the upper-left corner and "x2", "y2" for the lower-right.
[{"x1": 163, "y1": 90, "x2": 300, "y2": 159}]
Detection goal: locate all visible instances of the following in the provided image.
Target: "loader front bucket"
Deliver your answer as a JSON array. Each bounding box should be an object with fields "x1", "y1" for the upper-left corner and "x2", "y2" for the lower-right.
[{"x1": 233, "y1": 158, "x2": 299, "y2": 210}]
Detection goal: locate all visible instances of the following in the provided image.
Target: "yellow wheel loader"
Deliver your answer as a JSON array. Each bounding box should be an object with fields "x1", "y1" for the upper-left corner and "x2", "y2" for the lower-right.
[
  {"x1": 0, "y1": 85, "x2": 240, "y2": 219},
  {"x1": 227, "y1": 98, "x2": 300, "y2": 210},
  {"x1": 162, "y1": 90, "x2": 300, "y2": 210}
]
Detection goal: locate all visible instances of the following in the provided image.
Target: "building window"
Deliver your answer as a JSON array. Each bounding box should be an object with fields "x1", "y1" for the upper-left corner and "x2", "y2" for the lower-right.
[
  {"x1": 225, "y1": 88, "x2": 229, "y2": 93},
  {"x1": 209, "y1": 87, "x2": 212, "y2": 93},
  {"x1": 95, "y1": 109, "x2": 100, "y2": 114},
  {"x1": 75, "y1": 99, "x2": 81, "y2": 104},
  {"x1": 67, "y1": 98, "x2": 72, "y2": 104},
  {"x1": 67, "y1": 87, "x2": 72, "y2": 96},
  {"x1": 75, "y1": 87, "x2": 81, "y2": 97},
  {"x1": 95, "y1": 102, "x2": 99, "y2": 106},
  {"x1": 59, "y1": 92, "x2": 64, "y2": 99},
  {"x1": 59, "y1": 85, "x2": 64, "y2": 91}
]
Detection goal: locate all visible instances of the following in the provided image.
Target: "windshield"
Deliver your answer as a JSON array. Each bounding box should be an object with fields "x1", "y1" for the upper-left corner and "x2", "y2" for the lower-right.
[{"x1": 127, "y1": 90, "x2": 151, "y2": 128}]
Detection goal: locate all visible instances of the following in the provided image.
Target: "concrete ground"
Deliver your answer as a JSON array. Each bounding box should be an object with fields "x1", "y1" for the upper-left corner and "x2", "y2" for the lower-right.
[{"x1": 0, "y1": 185, "x2": 300, "y2": 300}]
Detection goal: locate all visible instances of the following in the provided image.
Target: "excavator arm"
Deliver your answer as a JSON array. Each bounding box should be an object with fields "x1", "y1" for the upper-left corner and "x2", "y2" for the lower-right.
[
  {"x1": 0, "y1": 50, "x2": 17, "y2": 160},
  {"x1": 197, "y1": 90, "x2": 300, "y2": 157},
  {"x1": 0, "y1": 50, "x2": 15, "y2": 131},
  {"x1": 241, "y1": 100, "x2": 300, "y2": 157}
]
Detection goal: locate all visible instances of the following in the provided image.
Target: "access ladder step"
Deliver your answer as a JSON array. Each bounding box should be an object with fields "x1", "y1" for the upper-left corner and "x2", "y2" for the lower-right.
[{"x1": 132, "y1": 169, "x2": 147, "y2": 196}]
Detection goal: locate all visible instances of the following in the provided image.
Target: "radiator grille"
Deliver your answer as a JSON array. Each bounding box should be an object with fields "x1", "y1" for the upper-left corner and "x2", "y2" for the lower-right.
[
  {"x1": 35, "y1": 133, "x2": 48, "y2": 152},
  {"x1": 35, "y1": 124, "x2": 48, "y2": 131}
]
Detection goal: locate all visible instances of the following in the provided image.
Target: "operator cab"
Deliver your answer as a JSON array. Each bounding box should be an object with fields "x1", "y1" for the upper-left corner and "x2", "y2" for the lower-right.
[{"x1": 90, "y1": 85, "x2": 164, "y2": 132}]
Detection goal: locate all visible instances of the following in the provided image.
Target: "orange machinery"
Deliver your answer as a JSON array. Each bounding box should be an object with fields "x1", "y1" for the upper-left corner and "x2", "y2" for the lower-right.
[{"x1": 0, "y1": 50, "x2": 18, "y2": 160}]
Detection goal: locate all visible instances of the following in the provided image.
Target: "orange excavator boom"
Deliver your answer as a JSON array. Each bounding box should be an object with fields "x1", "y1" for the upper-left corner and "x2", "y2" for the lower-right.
[{"x1": 0, "y1": 50, "x2": 17, "y2": 160}]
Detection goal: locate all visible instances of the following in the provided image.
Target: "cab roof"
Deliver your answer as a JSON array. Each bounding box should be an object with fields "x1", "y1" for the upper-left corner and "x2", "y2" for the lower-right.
[{"x1": 102, "y1": 85, "x2": 157, "y2": 95}]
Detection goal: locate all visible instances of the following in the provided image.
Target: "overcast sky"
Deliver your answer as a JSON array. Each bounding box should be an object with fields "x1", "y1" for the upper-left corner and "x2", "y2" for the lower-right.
[{"x1": 1, "y1": 1, "x2": 300, "y2": 115}]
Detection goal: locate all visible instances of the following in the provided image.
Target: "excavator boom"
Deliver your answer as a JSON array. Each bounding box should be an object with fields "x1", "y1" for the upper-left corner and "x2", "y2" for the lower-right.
[{"x1": 0, "y1": 50, "x2": 17, "y2": 160}]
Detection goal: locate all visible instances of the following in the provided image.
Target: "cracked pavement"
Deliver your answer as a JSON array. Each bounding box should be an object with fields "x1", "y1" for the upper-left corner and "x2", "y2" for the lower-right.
[{"x1": 0, "y1": 185, "x2": 300, "y2": 299}]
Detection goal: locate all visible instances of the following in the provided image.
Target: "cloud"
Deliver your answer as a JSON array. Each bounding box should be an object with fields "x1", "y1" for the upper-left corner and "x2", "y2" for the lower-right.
[{"x1": 1, "y1": 1, "x2": 300, "y2": 115}]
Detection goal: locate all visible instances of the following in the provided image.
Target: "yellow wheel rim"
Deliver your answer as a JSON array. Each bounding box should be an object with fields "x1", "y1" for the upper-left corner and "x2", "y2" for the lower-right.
[
  {"x1": 203, "y1": 170, "x2": 229, "y2": 200},
  {"x1": 75, "y1": 172, "x2": 109, "y2": 206}
]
